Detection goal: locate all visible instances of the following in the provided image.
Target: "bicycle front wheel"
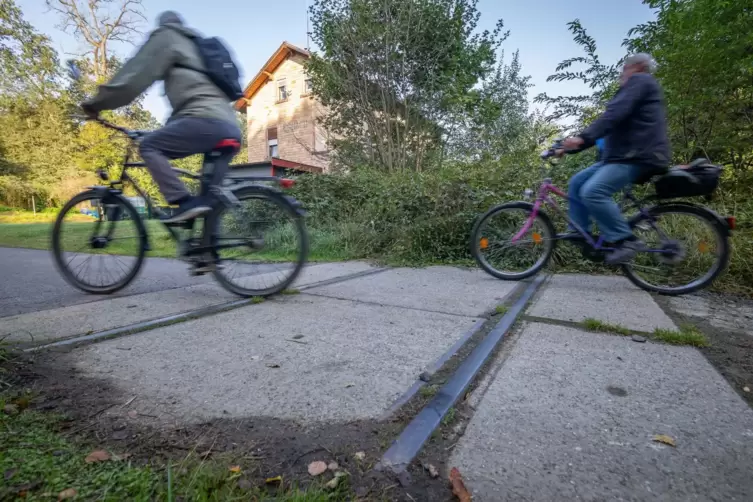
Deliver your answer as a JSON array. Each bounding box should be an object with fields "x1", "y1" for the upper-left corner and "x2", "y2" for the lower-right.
[
  {"x1": 622, "y1": 203, "x2": 730, "y2": 295},
  {"x1": 52, "y1": 190, "x2": 147, "y2": 294},
  {"x1": 471, "y1": 202, "x2": 556, "y2": 280},
  {"x1": 207, "y1": 186, "x2": 309, "y2": 297}
]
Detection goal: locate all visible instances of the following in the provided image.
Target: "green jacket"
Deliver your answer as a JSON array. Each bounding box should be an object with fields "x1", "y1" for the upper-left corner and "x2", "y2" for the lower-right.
[{"x1": 83, "y1": 22, "x2": 237, "y2": 125}]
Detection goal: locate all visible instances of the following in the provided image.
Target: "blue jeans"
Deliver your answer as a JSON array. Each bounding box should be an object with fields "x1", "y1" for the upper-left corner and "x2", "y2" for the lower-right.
[{"x1": 568, "y1": 162, "x2": 641, "y2": 242}]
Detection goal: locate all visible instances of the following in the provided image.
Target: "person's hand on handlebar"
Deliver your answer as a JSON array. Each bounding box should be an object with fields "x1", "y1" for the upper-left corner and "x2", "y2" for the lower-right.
[
  {"x1": 80, "y1": 102, "x2": 98, "y2": 119},
  {"x1": 555, "y1": 136, "x2": 585, "y2": 157}
]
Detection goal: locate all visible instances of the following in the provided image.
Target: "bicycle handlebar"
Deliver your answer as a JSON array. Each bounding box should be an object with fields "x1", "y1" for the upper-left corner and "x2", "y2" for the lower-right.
[{"x1": 75, "y1": 114, "x2": 148, "y2": 141}]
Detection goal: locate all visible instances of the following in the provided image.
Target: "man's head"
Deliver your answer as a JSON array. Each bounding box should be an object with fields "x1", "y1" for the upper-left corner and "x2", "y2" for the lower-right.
[
  {"x1": 157, "y1": 11, "x2": 184, "y2": 27},
  {"x1": 620, "y1": 53, "x2": 656, "y2": 85}
]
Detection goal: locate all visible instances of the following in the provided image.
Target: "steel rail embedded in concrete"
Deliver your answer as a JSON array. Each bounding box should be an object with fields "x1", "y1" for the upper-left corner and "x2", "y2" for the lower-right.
[
  {"x1": 25, "y1": 267, "x2": 388, "y2": 352},
  {"x1": 378, "y1": 275, "x2": 547, "y2": 472}
]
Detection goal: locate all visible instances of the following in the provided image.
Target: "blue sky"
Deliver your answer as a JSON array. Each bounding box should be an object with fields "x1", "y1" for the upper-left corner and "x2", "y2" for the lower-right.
[{"x1": 20, "y1": 0, "x2": 654, "y2": 122}]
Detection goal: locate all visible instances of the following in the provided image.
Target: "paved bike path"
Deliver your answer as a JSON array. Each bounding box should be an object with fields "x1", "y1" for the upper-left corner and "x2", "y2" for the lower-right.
[{"x1": 450, "y1": 274, "x2": 753, "y2": 501}]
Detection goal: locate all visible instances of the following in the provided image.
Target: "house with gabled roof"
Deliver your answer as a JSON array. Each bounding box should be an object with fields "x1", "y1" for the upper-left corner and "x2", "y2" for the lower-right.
[{"x1": 231, "y1": 42, "x2": 329, "y2": 178}]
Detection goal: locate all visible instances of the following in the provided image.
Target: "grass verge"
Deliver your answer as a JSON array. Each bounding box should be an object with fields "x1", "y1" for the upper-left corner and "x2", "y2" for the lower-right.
[
  {"x1": 581, "y1": 318, "x2": 631, "y2": 336},
  {"x1": 0, "y1": 393, "x2": 351, "y2": 501},
  {"x1": 652, "y1": 325, "x2": 709, "y2": 347}
]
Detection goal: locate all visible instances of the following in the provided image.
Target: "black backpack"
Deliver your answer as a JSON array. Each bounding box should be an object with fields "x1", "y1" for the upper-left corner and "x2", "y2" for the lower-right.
[{"x1": 175, "y1": 33, "x2": 244, "y2": 102}]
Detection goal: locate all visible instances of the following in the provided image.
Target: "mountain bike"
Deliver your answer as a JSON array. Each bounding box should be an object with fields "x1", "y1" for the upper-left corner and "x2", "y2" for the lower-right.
[
  {"x1": 470, "y1": 140, "x2": 735, "y2": 295},
  {"x1": 51, "y1": 116, "x2": 309, "y2": 297}
]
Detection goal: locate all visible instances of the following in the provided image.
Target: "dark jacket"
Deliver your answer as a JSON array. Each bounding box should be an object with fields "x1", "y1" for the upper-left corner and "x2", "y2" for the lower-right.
[{"x1": 579, "y1": 73, "x2": 670, "y2": 170}]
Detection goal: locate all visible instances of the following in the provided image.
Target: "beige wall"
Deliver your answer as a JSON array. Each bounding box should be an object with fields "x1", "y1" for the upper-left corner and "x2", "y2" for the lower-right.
[{"x1": 246, "y1": 55, "x2": 329, "y2": 170}]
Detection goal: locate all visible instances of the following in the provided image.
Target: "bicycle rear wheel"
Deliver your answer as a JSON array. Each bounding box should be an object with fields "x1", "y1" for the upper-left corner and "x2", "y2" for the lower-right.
[
  {"x1": 471, "y1": 201, "x2": 556, "y2": 280},
  {"x1": 207, "y1": 186, "x2": 309, "y2": 297},
  {"x1": 622, "y1": 203, "x2": 730, "y2": 295},
  {"x1": 52, "y1": 190, "x2": 147, "y2": 294}
]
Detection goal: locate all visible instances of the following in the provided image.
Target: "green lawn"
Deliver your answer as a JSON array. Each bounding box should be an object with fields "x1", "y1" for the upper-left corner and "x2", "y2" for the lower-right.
[{"x1": 0, "y1": 220, "x2": 357, "y2": 263}]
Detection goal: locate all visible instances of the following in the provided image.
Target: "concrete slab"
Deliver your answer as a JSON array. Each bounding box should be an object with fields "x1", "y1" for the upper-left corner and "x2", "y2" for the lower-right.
[
  {"x1": 69, "y1": 294, "x2": 481, "y2": 423},
  {"x1": 307, "y1": 266, "x2": 517, "y2": 317},
  {"x1": 3, "y1": 261, "x2": 380, "y2": 344},
  {"x1": 450, "y1": 323, "x2": 753, "y2": 501},
  {"x1": 527, "y1": 274, "x2": 676, "y2": 332}
]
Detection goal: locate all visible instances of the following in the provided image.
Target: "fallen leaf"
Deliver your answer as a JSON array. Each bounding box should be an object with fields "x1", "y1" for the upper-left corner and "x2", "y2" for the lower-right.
[
  {"x1": 653, "y1": 435, "x2": 676, "y2": 447},
  {"x1": 449, "y1": 467, "x2": 471, "y2": 502},
  {"x1": 327, "y1": 461, "x2": 339, "y2": 471},
  {"x1": 85, "y1": 450, "x2": 110, "y2": 463},
  {"x1": 308, "y1": 461, "x2": 327, "y2": 476},
  {"x1": 265, "y1": 475, "x2": 282, "y2": 485},
  {"x1": 111, "y1": 453, "x2": 132, "y2": 461},
  {"x1": 266, "y1": 363, "x2": 281, "y2": 369},
  {"x1": 354, "y1": 451, "x2": 366, "y2": 461},
  {"x1": 229, "y1": 465, "x2": 241, "y2": 474},
  {"x1": 428, "y1": 464, "x2": 439, "y2": 478},
  {"x1": 12, "y1": 396, "x2": 30, "y2": 410},
  {"x1": 325, "y1": 477, "x2": 340, "y2": 490},
  {"x1": 58, "y1": 488, "x2": 77, "y2": 500}
]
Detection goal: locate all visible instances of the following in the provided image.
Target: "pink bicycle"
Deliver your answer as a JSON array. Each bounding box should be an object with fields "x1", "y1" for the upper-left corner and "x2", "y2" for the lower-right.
[{"x1": 470, "y1": 140, "x2": 735, "y2": 295}]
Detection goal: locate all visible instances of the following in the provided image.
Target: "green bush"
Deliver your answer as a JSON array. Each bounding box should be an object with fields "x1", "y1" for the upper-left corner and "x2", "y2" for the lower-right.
[{"x1": 290, "y1": 162, "x2": 753, "y2": 294}]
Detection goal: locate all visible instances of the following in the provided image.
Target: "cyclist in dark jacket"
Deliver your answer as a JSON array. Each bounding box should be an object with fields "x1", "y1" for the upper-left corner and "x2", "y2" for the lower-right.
[{"x1": 560, "y1": 53, "x2": 670, "y2": 264}]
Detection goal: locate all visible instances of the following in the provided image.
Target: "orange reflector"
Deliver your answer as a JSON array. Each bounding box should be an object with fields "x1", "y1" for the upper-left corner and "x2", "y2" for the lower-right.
[
  {"x1": 532, "y1": 232, "x2": 543, "y2": 244},
  {"x1": 479, "y1": 237, "x2": 489, "y2": 250},
  {"x1": 726, "y1": 216, "x2": 736, "y2": 230},
  {"x1": 279, "y1": 178, "x2": 295, "y2": 189},
  {"x1": 698, "y1": 242, "x2": 709, "y2": 253}
]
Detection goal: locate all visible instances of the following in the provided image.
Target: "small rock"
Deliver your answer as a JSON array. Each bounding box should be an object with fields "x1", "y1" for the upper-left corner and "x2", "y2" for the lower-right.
[
  {"x1": 308, "y1": 461, "x2": 327, "y2": 476},
  {"x1": 127, "y1": 410, "x2": 138, "y2": 419},
  {"x1": 327, "y1": 461, "x2": 339, "y2": 471},
  {"x1": 266, "y1": 363, "x2": 281, "y2": 369},
  {"x1": 237, "y1": 479, "x2": 253, "y2": 490},
  {"x1": 355, "y1": 486, "x2": 371, "y2": 498},
  {"x1": 57, "y1": 488, "x2": 77, "y2": 500},
  {"x1": 354, "y1": 451, "x2": 366, "y2": 461},
  {"x1": 112, "y1": 430, "x2": 128, "y2": 440},
  {"x1": 419, "y1": 372, "x2": 432, "y2": 382},
  {"x1": 293, "y1": 334, "x2": 304, "y2": 340},
  {"x1": 52, "y1": 450, "x2": 66, "y2": 457},
  {"x1": 744, "y1": 386, "x2": 750, "y2": 393},
  {"x1": 3, "y1": 404, "x2": 19, "y2": 416},
  {"x1": 112, "y1": 422, "x2": 127, "y2": 431},
  {"x1": 427, "y1": 464, "x2": 439, "y2": 478},
  {"x1": 631, "y1": 335, "x2": 647, "y2": 343},
  {"x1": 85, "y1": 450, "x2": 111, "y2": 463}
]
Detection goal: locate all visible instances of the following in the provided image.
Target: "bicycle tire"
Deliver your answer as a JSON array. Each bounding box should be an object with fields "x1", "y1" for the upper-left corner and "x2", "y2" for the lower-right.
[
  {"x1": 621, "y1": 203, "x2": 730, "y2": 295},
  {"x1": 208, "y1": 185, "x2": 309, "y2": 297},
  {"x1": 52, "y1": 190, "x2": 147, "y2": 294},
  {"x1": 471, "y1": 201, "x2": 556, "y2": 281}
]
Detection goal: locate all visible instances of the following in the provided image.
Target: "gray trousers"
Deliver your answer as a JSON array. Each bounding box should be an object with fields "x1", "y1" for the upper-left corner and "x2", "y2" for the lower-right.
[{"x1": 139, "y1": 117, "x2": 242, "y2": 203}]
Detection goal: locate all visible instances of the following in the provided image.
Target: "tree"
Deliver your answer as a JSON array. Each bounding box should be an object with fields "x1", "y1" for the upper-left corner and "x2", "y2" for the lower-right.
[
  {"x1": 0, "y1": 0, "x2": 60, "y2": 98},
  {"x1": 534, "y1": 19, "x2": 622, "y2": 133},
  {"x1": 45, "y1": 0, "x2": 146, "y2": 80},
  {"x1": 307, "y1": 0, "x2": 506, "y2": 172}
]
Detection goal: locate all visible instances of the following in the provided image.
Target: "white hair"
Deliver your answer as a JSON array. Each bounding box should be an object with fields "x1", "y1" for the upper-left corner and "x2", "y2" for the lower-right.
[{"x1": 624, "y1": 53, "x2": 657, "y2": 74}]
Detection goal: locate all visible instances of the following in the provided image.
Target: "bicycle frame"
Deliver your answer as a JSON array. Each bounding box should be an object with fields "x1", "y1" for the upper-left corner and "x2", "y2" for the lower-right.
[
  {"x1": 512, "y1": 176, "x2": 669, "y2": 253},
  {"x1": 94, "y1": 135, "x2": 292, "y2": 257}
]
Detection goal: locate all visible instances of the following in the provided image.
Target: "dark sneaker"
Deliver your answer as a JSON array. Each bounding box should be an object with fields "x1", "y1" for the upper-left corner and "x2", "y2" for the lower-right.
[
  {"x1": 161, "y1": 197, "x2": 211, "y2": 224},
  {"x1": 605, "y1": 239, "x2": 646, "y2": 265}
]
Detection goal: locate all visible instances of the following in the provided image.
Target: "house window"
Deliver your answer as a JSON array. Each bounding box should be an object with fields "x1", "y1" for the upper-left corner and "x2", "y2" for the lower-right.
[
  {"x1": 267, "y1": 127, "x2": 279, "y2": 158},
  {"x1": 304, "y1": 78, "x2": 313, "y2": 95},
  {"x1": 277, "y1": 80, "x2": 288, "y2": 102}
]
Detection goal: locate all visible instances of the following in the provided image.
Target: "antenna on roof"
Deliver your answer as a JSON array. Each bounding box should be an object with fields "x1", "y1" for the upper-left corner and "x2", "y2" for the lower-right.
[{"x1": 305, "y1": 0, "x2": 310, "y2": 50}]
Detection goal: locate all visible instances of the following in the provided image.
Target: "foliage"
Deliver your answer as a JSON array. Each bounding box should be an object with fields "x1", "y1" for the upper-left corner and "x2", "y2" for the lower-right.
[
  {"x1": 307, "y1": 0, "x2": 514, "y2": 171},
  {"x1": 534, "y1": 19, "x2": 622, "y2": 132}
]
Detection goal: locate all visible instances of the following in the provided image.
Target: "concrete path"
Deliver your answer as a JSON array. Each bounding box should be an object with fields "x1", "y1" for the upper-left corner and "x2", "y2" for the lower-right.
[
  {"x1": 60, "y1": 265, "x2": 517, "y2": 423},
  {"x1": 451, "y1": 274, "x2": 753, "y2": 501}
]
